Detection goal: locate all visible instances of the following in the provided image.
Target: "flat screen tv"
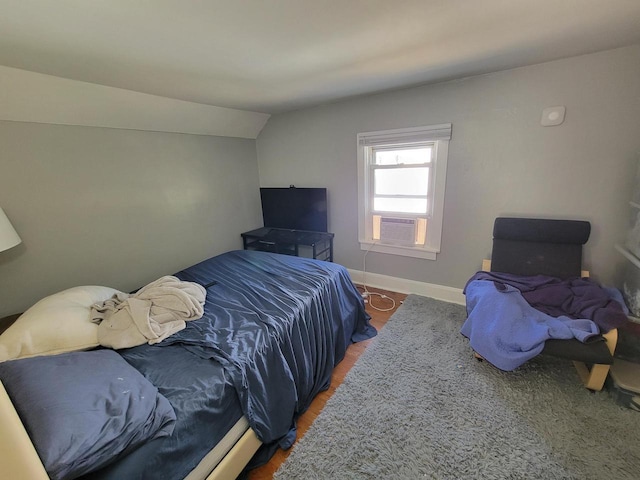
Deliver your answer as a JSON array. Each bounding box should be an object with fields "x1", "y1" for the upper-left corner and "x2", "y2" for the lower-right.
[{"x1": 260, "y1": 187, "x2": 328, "y2": 232}]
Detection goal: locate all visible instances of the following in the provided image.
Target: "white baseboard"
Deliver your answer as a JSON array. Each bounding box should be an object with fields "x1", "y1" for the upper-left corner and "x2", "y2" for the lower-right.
[{"x1": 347, "y1": 269, "x2": 466, "y2": 306}]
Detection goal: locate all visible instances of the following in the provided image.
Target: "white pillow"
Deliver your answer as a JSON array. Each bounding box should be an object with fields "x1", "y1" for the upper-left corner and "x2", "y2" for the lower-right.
[{"x1": 0, "y1": 286, "x2": 122, "y2": 362}]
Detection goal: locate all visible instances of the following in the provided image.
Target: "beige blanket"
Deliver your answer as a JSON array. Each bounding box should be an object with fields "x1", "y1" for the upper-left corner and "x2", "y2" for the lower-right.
[{"x1": 91, "y1": 276, "x2": 206, "y2": 349}]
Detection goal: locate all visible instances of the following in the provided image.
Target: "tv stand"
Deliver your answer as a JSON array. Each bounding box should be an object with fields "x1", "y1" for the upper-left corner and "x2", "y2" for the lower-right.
[{"x1": 241, "y1": 227, "x2": 334, "y2": 262}]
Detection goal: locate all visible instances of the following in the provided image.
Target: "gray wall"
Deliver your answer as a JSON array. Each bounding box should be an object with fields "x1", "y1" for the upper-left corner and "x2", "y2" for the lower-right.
[
  {"x1": 0, "y1": 121, "x2": 262, "y2": 317},
  {"x1": 257, "y1": 45, "x2": 640, "y2": 289}
]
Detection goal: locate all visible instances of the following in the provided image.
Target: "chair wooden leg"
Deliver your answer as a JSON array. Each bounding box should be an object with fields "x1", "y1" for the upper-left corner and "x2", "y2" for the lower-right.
[
  {"x1": 602, "y1": 328, "x2": 619, "y2": 356},
  {"x1": 572, "y1": 361, "x2": 610, "y2": 391},
  {"x1": 571, "y1": 328, "x2": 618, "y2": 391}
]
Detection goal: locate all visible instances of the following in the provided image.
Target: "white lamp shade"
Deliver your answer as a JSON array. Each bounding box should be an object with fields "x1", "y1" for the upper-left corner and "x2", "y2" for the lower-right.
[{"x1": 0, "y1": 208, "x2": 22, "y2": 252}]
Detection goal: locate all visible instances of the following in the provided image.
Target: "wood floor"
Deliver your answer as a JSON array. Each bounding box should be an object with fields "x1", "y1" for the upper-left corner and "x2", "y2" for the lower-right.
[{"x1": 247, "y1": 286, "x2": 407, "y2": 480}]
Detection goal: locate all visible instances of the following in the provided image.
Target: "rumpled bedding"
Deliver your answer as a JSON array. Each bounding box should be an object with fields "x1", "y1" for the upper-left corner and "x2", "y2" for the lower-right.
[
  {"x1": 461, "y1": 272, "x2": 628, "y2": 371},
  {"x1": 82, "y1": 250, "x2": 374, "y2": 480},
  {"x1": 91, "y1": 276, "x2": 206, "y2": 349},
  {"x1": 164, "y1": 250, "x2": 376, "y2": 449},
  {"x1": 469, "y1": 271, "x2": 628, "y2": 332}
]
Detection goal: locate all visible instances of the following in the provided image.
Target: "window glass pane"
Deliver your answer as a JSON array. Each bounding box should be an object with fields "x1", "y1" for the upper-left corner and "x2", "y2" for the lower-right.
[
  {"x1": 375, "y1": 147, "x2": 432, "y2": 165},
  {"x1": 374, "y1": 167, "x2": 429, "y2": 196},
  {"x1": 373, "y1": 197, "x2": 428, "y2": 214}
]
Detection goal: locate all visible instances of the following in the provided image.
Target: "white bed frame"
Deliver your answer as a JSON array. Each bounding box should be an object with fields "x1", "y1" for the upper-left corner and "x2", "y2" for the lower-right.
[{"x1": 0, "y1": 379, "x2": 262, "y2": 480}]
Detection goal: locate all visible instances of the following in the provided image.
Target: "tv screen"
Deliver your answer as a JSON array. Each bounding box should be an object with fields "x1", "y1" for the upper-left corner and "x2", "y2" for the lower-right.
[{"x1": 260, "y1": 187, "x2": 328, "y2": 232}]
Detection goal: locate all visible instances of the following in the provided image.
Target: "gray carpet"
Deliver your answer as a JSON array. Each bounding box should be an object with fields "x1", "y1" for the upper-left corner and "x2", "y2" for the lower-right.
[{"x1": 274, "y1": 294, "x2": 640, "y2": 480}]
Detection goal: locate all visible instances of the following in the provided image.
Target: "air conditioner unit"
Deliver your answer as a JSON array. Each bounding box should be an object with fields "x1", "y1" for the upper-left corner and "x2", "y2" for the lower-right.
[{"x1": 379, "y1": 217, "x2": 416, "y2": 246}]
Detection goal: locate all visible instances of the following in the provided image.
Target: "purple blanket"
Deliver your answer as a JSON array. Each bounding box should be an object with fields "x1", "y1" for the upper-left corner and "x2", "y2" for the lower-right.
[
  {"x1": 460, "y1": 272, "x2": 628, "y2": 371},
  {"x1": 467, "y1": 271, "x2": 627, "y2": 332}
]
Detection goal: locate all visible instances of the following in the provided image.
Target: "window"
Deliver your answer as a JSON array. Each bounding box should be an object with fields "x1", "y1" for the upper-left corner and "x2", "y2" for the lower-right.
[{"x1": 357, "y1": 124, "x2": 451, "y2": 260}]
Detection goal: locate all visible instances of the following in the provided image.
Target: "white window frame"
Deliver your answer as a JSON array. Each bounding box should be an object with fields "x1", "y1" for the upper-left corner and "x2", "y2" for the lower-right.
[{"x1": 357, "y1": 123, "x2": 451, "y2": 260}]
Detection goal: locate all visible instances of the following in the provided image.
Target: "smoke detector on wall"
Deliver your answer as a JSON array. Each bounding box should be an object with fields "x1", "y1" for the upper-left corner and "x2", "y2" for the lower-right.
[{"x1": 541, "y1": 106, "x2": 566, "y2": 126}]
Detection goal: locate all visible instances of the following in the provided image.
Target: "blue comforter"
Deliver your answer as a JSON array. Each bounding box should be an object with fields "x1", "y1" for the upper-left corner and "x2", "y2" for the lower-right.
[
  {"x1": 461, "y1": 272, "x2": 627, "y2": 371},
  {"x1": 85, "y1": 250, "x2": 375, "y2": 479},
  {"x1": 167, "y1": 249, "x2": 375, "y2": 447}
]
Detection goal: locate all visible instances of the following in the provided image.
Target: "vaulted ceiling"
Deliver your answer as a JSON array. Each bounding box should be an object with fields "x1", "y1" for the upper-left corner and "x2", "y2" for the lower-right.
[{"x1": 1, "y1": 0, "x2": 639, "y2": 114}]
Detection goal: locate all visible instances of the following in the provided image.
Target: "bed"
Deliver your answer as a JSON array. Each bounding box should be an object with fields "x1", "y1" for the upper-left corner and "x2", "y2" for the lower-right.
[{"x1": 0, "y1": 249, "x2": 376, "y2": 480}]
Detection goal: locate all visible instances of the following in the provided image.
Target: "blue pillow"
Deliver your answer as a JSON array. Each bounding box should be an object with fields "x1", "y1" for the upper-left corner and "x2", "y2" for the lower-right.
[{"x1": 0, "y1": 349, "x2": 176, "y2": 480}]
